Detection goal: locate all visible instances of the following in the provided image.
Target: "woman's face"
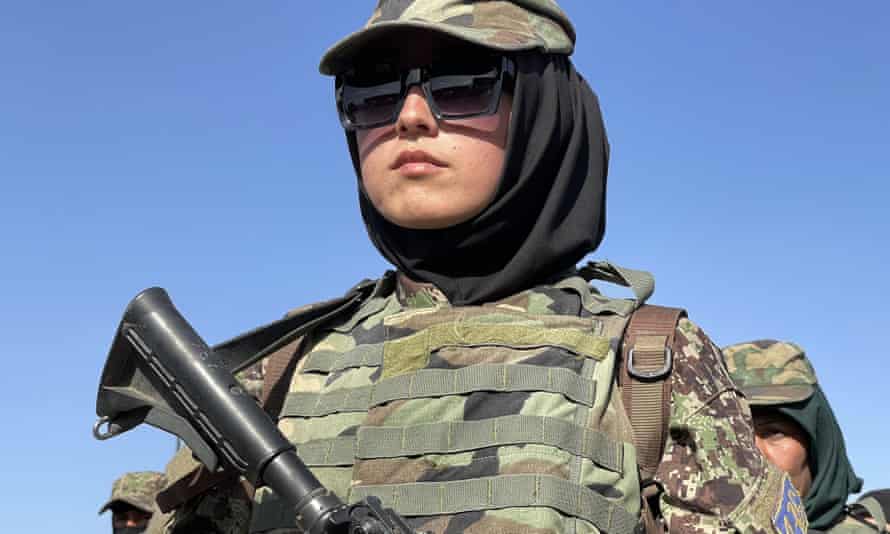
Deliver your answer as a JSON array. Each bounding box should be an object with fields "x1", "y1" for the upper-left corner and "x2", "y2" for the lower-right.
[
  {"x1": 355, "y1": 66, "x2": 512, "y2": 230},
  {"x1": 752, "y1": 409, "x2": 814, "y2": 497}
]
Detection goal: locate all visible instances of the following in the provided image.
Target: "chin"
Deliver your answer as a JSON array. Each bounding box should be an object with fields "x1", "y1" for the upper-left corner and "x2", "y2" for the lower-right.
[{"x1": 385, "y1": 211, "x2": 468, "y2": 230}]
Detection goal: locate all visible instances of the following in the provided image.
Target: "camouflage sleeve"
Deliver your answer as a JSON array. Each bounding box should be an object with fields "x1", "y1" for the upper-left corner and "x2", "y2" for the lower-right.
[
  {"x1": 656, "y1": 318, "x2": 807, "y2": 534},
  {"x1": 151, "y1": 448, "x2": 253, "y2": 534}
]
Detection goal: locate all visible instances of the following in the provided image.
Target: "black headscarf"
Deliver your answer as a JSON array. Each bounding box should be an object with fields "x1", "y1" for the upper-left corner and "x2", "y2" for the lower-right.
[
  {"x1": 346, "y1": 53, "x2": 609, "y2": 305},
  {"x1": 775, "y1": 386, "x2": 863, "y2": 530}
]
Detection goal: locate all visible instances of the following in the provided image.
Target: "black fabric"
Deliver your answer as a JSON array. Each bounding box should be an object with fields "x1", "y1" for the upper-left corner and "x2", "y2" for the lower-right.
[
  {"x1": 776, "y1": 386, "x2": 863, "y2": 530},
  {"x1": 113, "y1": 527, "x2": 147, "y2": 534},
  {"x1": 346, "y1": 53, "x2": 608, "y2": 305}
]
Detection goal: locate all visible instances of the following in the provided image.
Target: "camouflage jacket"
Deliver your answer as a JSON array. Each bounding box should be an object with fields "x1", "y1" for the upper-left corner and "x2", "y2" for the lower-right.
[{"x1": 157, "y1": 273, "x2": 801, "y2": 534}]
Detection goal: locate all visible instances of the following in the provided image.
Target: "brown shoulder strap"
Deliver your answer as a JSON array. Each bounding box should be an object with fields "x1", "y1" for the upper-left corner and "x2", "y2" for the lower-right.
[
  {"x1": 260, "y1": 336, "x2": 306, "y2": 417},
  {"x1": 620, "y1": 304, "x2": 686, "y2": 482}
]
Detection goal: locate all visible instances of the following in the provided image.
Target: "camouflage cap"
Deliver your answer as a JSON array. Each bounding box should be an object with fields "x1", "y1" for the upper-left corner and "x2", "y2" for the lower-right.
[
  {"x1": 319, "y1": 0, "x2": 576, "y2": 75},
  {"x1": 722, "y1": 340, "x2": 819, "y2": 406},
  {"x1": 98, "y1": 471, "x2": 166, "y2": 515}
]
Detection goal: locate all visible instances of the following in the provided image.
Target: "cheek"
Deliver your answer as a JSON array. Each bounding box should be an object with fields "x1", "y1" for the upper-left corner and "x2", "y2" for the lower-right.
[
  {"x1": 356, "y1": 127, "x2": 392, "y2": 194},
  {"x1": 460, "y1": 139, "x2": 506, "y2": 188},
  {"x1": 754, "y1": 436, "x2": 780, "y2": 467},
  {"x1": 356, "y1": 127, "x2": 389, "y2": 159},
  {"x1": 756, "y1": 437, "x2": 808, "y2": 476}
]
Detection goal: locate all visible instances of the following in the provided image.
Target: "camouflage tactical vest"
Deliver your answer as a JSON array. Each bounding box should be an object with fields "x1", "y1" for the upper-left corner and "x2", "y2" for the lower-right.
[{"x1": 250, "y1": 272, "x2": 647, "y2": 534}]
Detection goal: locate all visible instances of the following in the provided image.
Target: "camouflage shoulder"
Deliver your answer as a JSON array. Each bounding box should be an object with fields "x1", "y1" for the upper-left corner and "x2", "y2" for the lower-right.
[
  {"x1": 157, "y1": 447, "x2": 252, "y2": 534},
  {"x1": 161, "y1": 490, "x2": 251, "y2": 534},
  {"x1": 144, "y1": 505, "x2": 172, "y2": 534},
  {"x1": 824, "y1": 510, "x2": 887, "y2": 534},
  {"x1": 658, "y1": 317, "x2": 807, "y2": 534}
]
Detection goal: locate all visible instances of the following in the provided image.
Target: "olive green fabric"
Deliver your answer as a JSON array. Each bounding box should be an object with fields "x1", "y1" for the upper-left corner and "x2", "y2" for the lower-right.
[
  {"x1": 319, "y1": 0, "x2": 575, "y2": 75},
  {"x1": 348, "y1": 474, "x2": 639, "y2": 534},
  {"x1": 282, "y1": 363, "x2": 598, "y2": 416},
  {"x1": 722, "y1": 339, "x2": 817, "y2": 405}
]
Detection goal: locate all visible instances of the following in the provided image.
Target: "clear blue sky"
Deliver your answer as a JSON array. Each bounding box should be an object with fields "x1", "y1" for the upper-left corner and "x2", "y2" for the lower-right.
[{"x1": 1, "y1": 2, "x2": 887, "y2": 531}]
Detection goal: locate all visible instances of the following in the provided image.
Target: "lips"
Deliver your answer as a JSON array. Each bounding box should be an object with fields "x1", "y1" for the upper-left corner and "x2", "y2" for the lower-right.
[{"x1": 391, "y1": 149, "x2": 447, "y2": 170}]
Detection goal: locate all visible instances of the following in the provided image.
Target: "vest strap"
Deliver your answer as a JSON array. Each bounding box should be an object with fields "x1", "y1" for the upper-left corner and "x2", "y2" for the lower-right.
[
  {"x1": 292, "y1": 415, "x2": 624, "y2": 472},
  {"x1": 348, "y1": 474, "x2": 639, "y2": 534},
  {"x1": 620, "y1": 304, "x2": 686, "y2": 482},
  {"x1": 356, "y1": 415, "x2": 623, "y2": 473},
  {"x1": 293, "y1": 436, "x2": 358, "y2": 466},
  {"x1": 302, "y1": 343, "x2": 385, "y2": 373},
  {"x1": 579, "y1": 260, "x2": 655, "y2": 306},
  {"x1": 281, "y1": 364, "x2": 597, "y2": 417}
]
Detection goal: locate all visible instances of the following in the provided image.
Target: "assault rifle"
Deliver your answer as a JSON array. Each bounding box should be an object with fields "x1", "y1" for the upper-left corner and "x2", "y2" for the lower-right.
[{"x1": 93, "y1": 287, "x2": 416, "y2": 534}]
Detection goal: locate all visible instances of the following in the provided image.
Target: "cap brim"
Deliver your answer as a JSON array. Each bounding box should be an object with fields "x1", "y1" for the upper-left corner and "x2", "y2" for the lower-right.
[
  {"x1": 319, "y1": 21, "x2": 547, "y2": 75},
  {"x1": 98, "y1": 498, "x2": 153, "y2": 515},
  {"x1": 742, "y1": 384, "x2": 815, "y2": 406}
]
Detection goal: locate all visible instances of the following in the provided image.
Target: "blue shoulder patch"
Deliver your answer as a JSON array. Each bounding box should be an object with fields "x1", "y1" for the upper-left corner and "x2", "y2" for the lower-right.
[{"x1": 774, "y1": 476, "x2": 807, "y2": 534}]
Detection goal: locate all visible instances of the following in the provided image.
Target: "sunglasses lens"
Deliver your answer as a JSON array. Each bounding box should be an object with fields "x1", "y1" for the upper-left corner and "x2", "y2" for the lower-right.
[
  {"x1": 428, "y1": 57, "x2": 501, "y2": 116},
  {"x1": 338, "y1": 56, "x2": 507, "y2": 128},
  {"x1": 340, "y1": 64, "x2": 402, "y2": 127}
]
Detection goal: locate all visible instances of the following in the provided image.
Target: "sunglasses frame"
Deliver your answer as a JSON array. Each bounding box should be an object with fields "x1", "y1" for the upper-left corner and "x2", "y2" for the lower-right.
[{"x1": 335, "y1": 55, "x2": 515, "y2": 131}]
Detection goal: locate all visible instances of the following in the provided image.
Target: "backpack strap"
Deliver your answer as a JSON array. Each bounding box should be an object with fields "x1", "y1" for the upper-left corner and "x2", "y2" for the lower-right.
[{"x1": 620, "y1": 304, "x2": 686, "y2": 482}]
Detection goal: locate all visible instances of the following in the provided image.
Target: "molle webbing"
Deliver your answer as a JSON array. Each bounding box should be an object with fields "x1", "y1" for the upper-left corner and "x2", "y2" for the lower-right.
[
  {"x1": 348, "y1": 474, "x2": 639, "y2": 534},
  {"x1": 281, "y1": 364, "x2": 597, "y2": 417},
  {"x1": 294, "y1": 415, "x2": 625, "y2": 473},
  {"x1": 298, "y1": 323, "x2": 607, "y2": 375},
  {"x1": 294, "y1": 436, "x2": 357, "y2": 466},
  {"x1": 620, "y1": 304, "x2": 686, "y2": 482},
  {"x1": 302, "y1": 343, "x2": 384, "y2": 373}
]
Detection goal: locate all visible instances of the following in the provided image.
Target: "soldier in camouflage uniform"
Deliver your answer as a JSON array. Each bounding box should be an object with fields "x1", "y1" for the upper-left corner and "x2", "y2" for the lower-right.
[
  {"x1": 723, "y1": 340, "x2": 885, "y2": 534},
  {"x1": 159, "y1": 1, "x2": 806, "y2": 533},
  {"x1": 99, "y1": 471, "x2": 167, "y2": 534}
]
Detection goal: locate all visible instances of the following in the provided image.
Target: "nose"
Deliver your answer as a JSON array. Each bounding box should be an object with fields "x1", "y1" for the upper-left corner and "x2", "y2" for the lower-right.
[{"x1": 395, "y1": 86, "x2": 439, "y2": 137}]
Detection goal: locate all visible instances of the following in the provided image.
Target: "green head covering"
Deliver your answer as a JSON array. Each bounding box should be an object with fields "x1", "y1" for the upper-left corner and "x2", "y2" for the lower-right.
[
  {"x1": 723, "y1": 340, "x2": 863, "y2": 530},
  {"x1": 319, "y1": 0, "x2": 575, "y2": 75}
]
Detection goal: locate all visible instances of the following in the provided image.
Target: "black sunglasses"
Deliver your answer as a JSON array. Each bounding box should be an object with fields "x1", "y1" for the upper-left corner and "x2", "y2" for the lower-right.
[{"x1": 336, "y1": 55, "x2": 515, "y2": 130}]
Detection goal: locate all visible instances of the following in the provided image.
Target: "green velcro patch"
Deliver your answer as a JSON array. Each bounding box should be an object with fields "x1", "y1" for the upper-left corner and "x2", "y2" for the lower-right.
[{"x1": 383, "y1": 323, "x2": 610, "y2": 379}]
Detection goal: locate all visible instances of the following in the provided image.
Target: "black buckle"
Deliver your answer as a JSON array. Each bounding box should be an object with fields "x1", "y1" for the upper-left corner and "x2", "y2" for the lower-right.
[{"x1": 627, "y1": 347, "x2": 672, "y2": 380}]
